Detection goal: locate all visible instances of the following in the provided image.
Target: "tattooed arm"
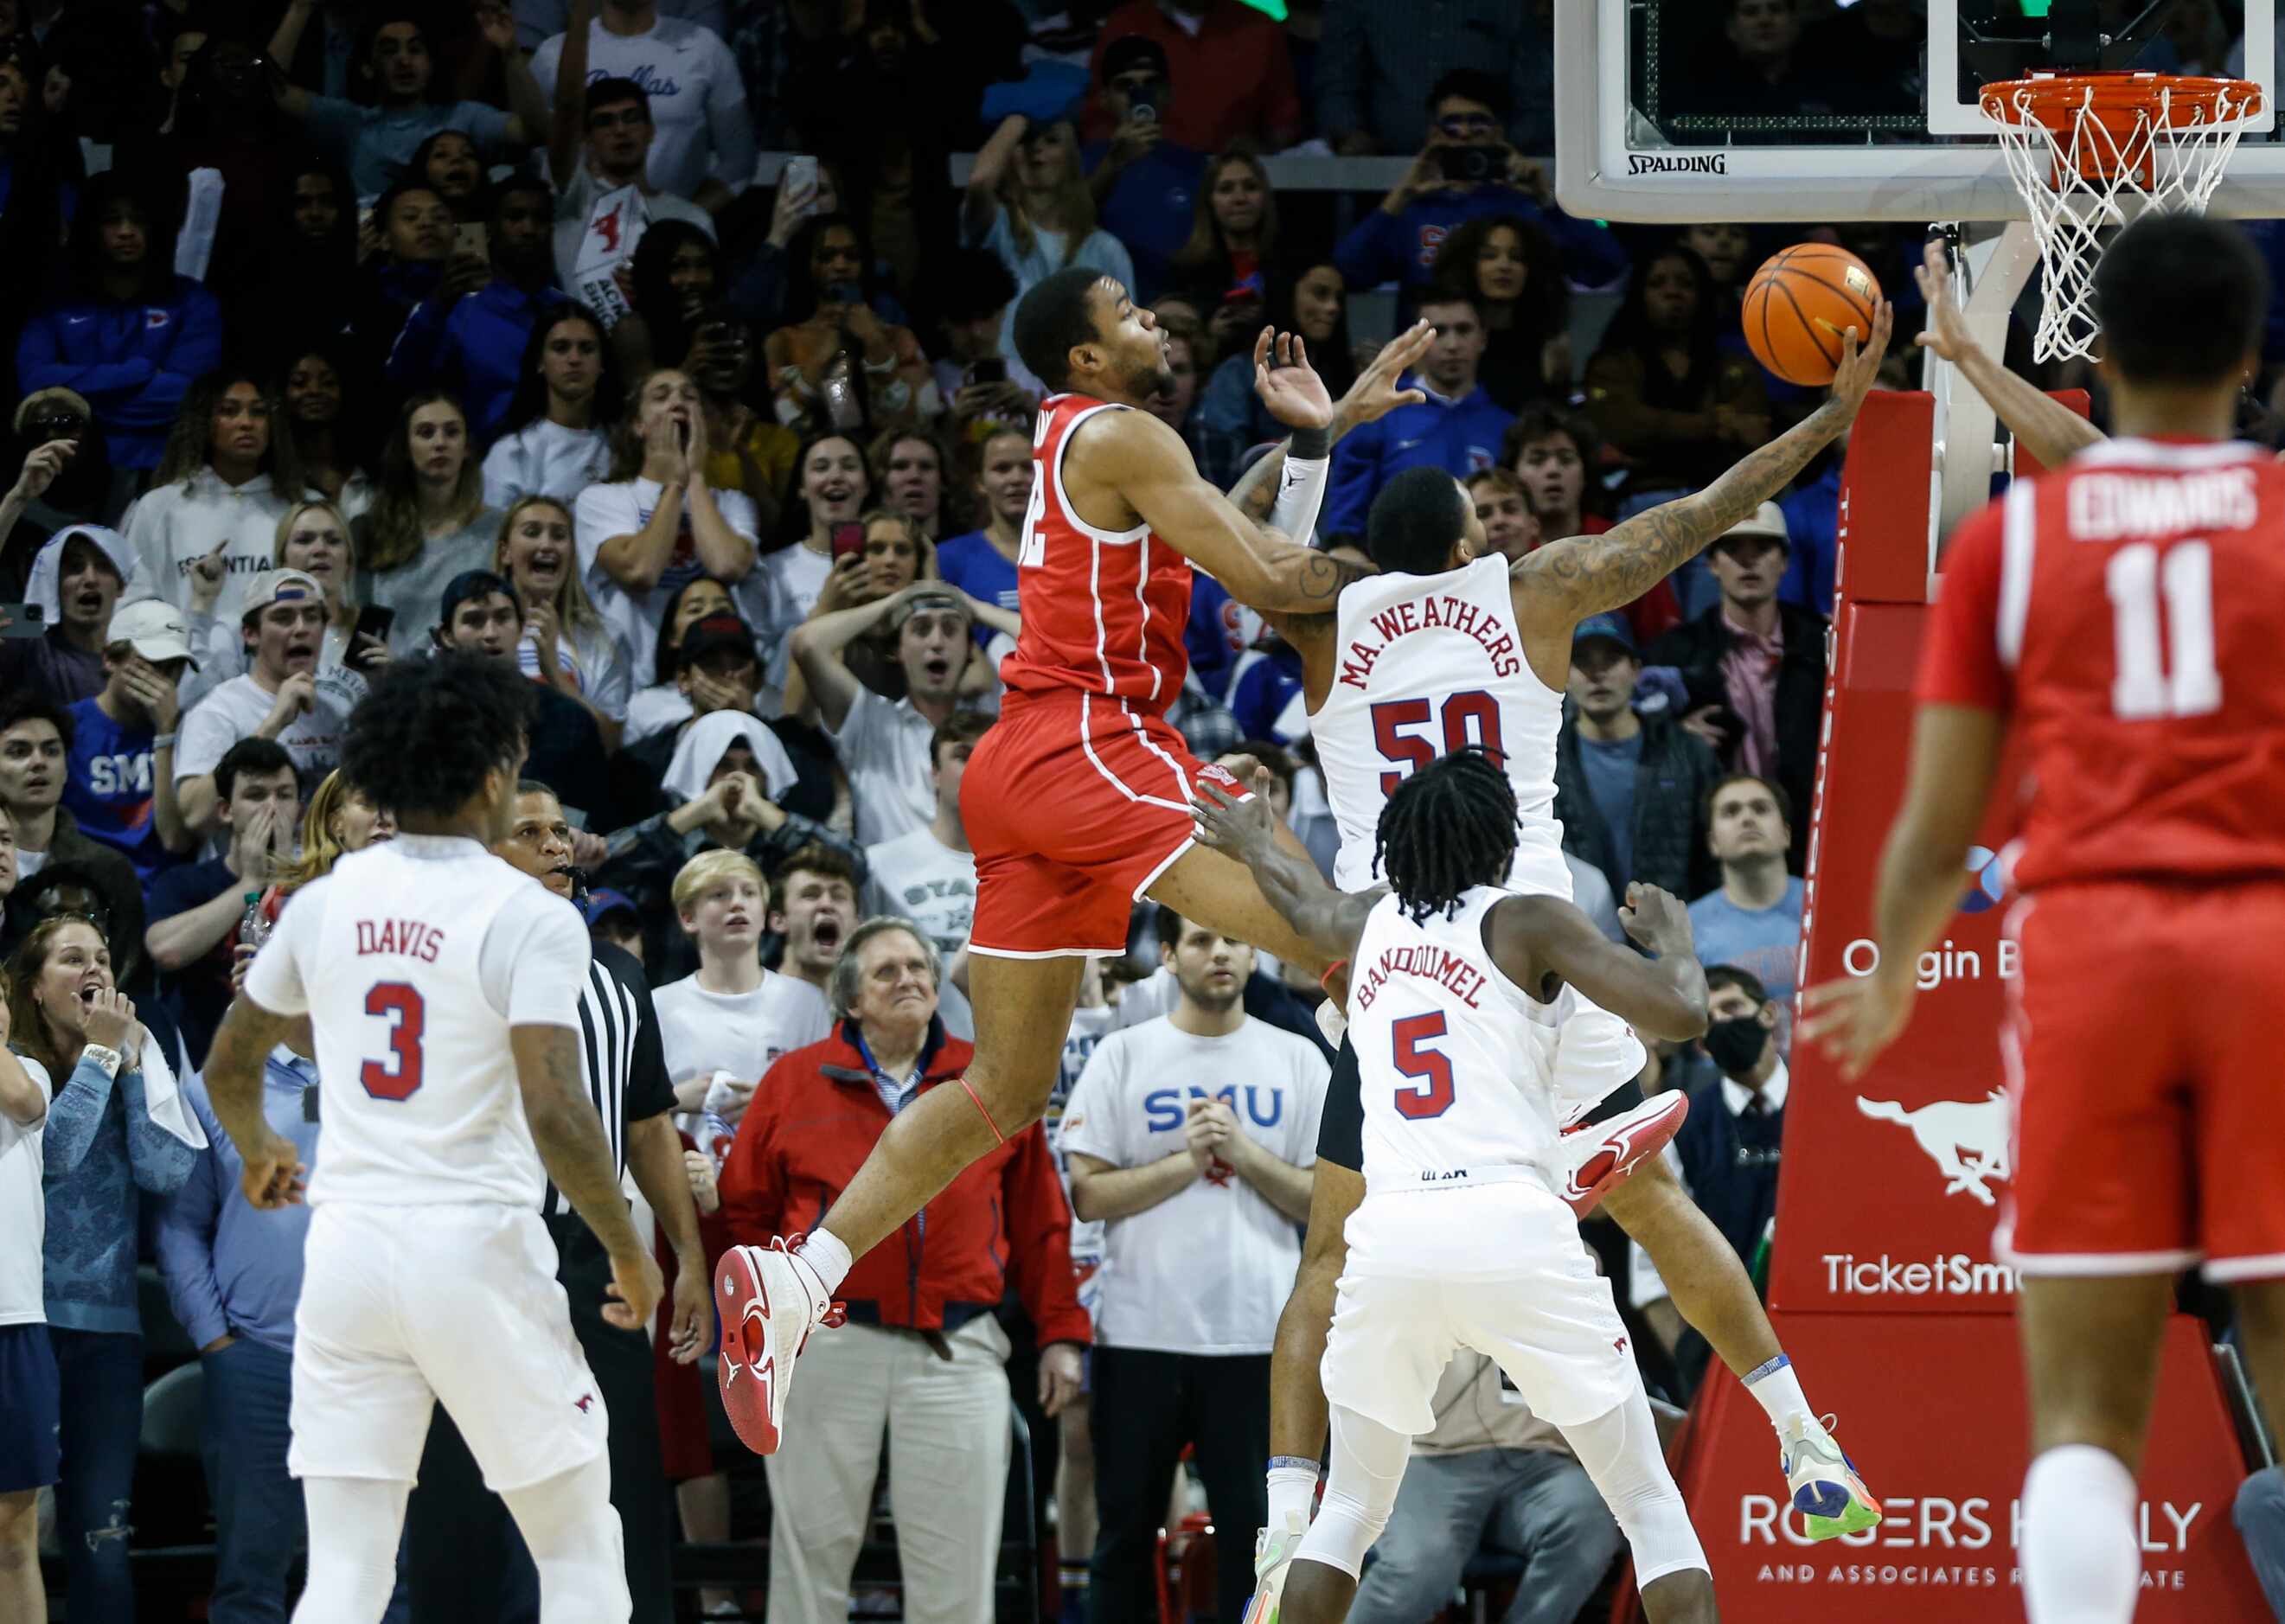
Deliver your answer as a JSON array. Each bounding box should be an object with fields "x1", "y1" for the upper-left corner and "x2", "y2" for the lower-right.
[
  {"x1": 514, "y1": 1021, "x2": 665, "y2": 1330},
  {"x1": 1514, "y1": 303, "x2": 1892, "y2": 657},
  {"x1": 1074, "y1": 405, "x2": 1370, "y2": 615},
  {"x1": 1229, "y1": 321, "x2": 1437, "y2": 527}
]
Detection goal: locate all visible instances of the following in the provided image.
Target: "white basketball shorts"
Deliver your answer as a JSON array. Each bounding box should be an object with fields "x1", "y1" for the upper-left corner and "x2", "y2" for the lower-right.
[
  {"x1": 290, "y1": 1202, "x2": 608, "y2": 1492},
  {"x1": 1324, "y1": 1180, "x2": 1641, "y2": 1435}
]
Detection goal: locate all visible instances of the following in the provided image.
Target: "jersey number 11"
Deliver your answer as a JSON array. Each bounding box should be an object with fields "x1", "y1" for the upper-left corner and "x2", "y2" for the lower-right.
[{"x1": 2106, "y1": 540, "x2": 2221, "y2": 720}]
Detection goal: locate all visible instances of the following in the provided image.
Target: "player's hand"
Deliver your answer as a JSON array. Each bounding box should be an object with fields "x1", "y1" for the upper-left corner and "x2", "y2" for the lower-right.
[
  {"x1": 82, "y1": 988, "x2": 142, "y2": 1055},
  {"x1": 239, "y1": 1130, "x2": 309, "y2": 1209},
  {"x1": 1251, "y1": 328, "x2": 1334, "y2": 432},
  {"x1": 1913, "y1": 237, "x2": 1979, "y2": 366},
  {"x1": 683, "y1": 1148, "x2": 720, "y2": 1213},
  {"x1": 604, "y1": 1244, "x2": 665, "y2": 1332},
  {"x1": 1821, "y1": 298, "x2": 1894, "y2": 421},
  {"x1": 1335, "y1": 321, "x2": 1433, "y2": 432},
  {"x1": 1618, "y1": 883, "x2": 1693, "y2": 958},
  {"x1": 666, "y1": 1253, "x2": 711, "y2": 1363},
  {"x1": 1798, "y1": 971, "x2": 1917, "y2": 1083},
  {"x1": 1038, "y1": 1341, "x2": 1084, "y2": 1417},
  {"x1": 1189, "y1": 767, "x2": 1276, "y2": 863}
]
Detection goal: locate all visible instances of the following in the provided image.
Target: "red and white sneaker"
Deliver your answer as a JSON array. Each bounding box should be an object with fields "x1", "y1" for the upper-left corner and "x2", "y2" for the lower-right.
[
  {"x1": 714, "y1": 1236, "x2": 842, "y2": 1455},
  {"x1": 1554, "y1": 1091, "x2": 1689, "y2": 1217}
]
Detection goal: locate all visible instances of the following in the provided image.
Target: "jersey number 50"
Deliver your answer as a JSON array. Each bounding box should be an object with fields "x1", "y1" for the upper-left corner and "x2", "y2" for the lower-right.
[
  {"x1": 360, "y1": 982, "x2": 426, "y2": 1102},
  {"x1": 1391, "y1": 1012, "x2": 1456, "y2": 1120},
  {"x1": 1372, "y1": 692, "x2": 1504, "y2": 795}
]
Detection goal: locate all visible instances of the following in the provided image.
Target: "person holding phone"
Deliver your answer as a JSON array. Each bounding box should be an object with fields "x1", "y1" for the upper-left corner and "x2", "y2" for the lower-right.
[
  {"x1": 753, "y1": 431, "x2": 867, "y2": 681},
  {"x1": 1083, "y1": 38, "x2": 1206, "y2": 303},
  {"x1": 1168, "y1": 152, "x2": 1277, "y2": 364},
  {"x1": 763, "y1": 215, "x2": 936, "y2": 433}
]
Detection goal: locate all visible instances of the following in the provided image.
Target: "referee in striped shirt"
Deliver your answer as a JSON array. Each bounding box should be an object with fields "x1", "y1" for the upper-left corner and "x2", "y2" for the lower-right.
[{"x1": 404, "y1": 782, "x2": 710, "y2": 1624}]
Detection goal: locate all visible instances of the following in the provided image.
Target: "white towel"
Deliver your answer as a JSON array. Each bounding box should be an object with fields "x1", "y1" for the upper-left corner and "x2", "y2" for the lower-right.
[
  {"x1": 23, "y1": 524, "x2": 138, "y2": 623},
  {"x1": 137, "y1": 1029, "x2": 208, "y2": 1151},
  {"x1": 661, "y1": 710, "x2": 797, "y2": 807}
]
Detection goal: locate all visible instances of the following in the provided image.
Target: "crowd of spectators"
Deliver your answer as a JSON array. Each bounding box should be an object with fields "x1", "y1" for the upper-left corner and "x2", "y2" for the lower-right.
[{"x1": 0, "y1": 0, "x2": 2071, "y2": 1621}]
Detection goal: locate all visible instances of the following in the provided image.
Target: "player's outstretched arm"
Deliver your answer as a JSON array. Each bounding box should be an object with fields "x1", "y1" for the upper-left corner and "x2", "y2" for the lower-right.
[
  {"x1": 1085, "y1": 406, "x2": 1367, "y2": 616},
  {"x1": 513, "y1": 1021, "x2": 664, "y2": 1330},
  {"x1": 1514, "y1": 302, "x2": 1891, "y2": 632},
  {"x1": 1190, "y1": 770, "x2": 1379, "y2": 969},
  {"x1": 1800, "y1": 700, "x2": 2006, "y2": 1080},
  {"x1": 1917, "y1": 238, "x2": 2104, "y2": 471},
  {"x1": 1488, "y1": 886, "x2": 1709, "y2": 1043},
  {"x1": 207, "y1": 994, "x2": 310, "y2": 1210},
  {"x1": 1227, "y1": 321, "x2": 1437, "y2": 527}
]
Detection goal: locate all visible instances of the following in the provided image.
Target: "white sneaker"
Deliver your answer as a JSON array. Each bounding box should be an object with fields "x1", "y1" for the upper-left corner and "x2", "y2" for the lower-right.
[
  {"x1": 1241, "y1": 1515, "x2": 1309, "y2": 1624},
  {"x1": 1782, "y1": 1415, "x2": 1882, "y2": 1540},
  {"x1": 1553, "y1": 1090, "x2": 1689, "y2": 1217},
  {"x1": 714, "y1": 1236, "x2": 840, "y2": 1455}
]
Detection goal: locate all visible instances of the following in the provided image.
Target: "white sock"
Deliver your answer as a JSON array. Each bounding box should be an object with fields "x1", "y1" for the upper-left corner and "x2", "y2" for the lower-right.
[
  {"x1": 1743, "y1": 1354, "x2": 1814, "y2": 1436},
  {"x1": 1265, "y1": 1457, "x2": 1321, "y2": 1531},
  {"x1": 796, "y1": 1229, "x2": 853, "y2": 1295},
  {"x1": 2022, "y1": 1444, "x2": 2140, "y2": 1623}
]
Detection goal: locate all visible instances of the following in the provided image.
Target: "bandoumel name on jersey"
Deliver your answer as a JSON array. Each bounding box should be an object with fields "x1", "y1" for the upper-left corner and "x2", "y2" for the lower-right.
[
  {"x1": 1920, "y1": 438, "x2": 2285, "y2": 890},
  {"x1": 1351, "y1": 939, "x2": 1491, "y2": 1013},
  {"x1": 999, "y1": 393, "x2": 1194, "y2": 714}
]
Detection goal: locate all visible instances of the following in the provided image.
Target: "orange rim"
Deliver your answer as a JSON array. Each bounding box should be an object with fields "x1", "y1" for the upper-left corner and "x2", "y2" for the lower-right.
[{"x1": 1982, "y1": 71, "x2": 2263, "y2": 184}]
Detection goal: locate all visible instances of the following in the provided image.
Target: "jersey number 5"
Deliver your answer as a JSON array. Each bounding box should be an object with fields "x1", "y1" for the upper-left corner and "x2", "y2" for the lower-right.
[
  {"x1": 2106, "y1": 539, "x2": 2221, "y2": 719},
  {"x1": 1391, "y1": 1012, "x2": 1456, "y2": 1120},
  {"x1": 1372, "y1": 692, "x2": 1505, "y2": 795},
  {"x1": 360, "y1": 981, "x2": 426, "y2": 1103}
]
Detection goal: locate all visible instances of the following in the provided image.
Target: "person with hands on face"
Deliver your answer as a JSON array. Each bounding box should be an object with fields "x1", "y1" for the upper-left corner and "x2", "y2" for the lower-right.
[
  {"x1": 146, "y1": 737, "x2": 300, "y2": 1065},
  {"x1": 577, "y1": 366, "x2": 763, "y2": 684},
  {"x1": 783, "y1": 511, "x2": 1003, "y2": 719},
  {"x1": 62, "y1": 599, "x2": 202, "y2": 883},
  {"x1": 1059, "y1": 903, "x2": 1328, "y2": 1624},
  {"x1": 496, "y1": 494, "x2": 631, "y2": 750},
  {"x1": 201, "y1": 652, "x2": 656, "y2": 1624},
  {"x1": 717, "y1": 917, "x2": 1091, "y2": 1624},
  {"x1": 1334, "y1": 68, "x2": 1629, "y2": 302},
  {"x1": 400, "y1": 778, "x2": 704, "y2": 1624},
  {"x1": 8, "y1": 911, "x2": 202, "y2": 1624}
]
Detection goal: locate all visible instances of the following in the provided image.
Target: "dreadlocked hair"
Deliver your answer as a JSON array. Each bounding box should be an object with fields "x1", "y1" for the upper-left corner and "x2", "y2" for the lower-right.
[{"x1": 1373, "y1": 746, "x2": 1520, "y2": 923}]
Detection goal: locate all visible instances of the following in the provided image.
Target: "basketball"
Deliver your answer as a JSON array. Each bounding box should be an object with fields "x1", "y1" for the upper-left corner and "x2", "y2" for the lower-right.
[{"x1": 1741, "y1": 244, "x2": 1885, "y2": 387}]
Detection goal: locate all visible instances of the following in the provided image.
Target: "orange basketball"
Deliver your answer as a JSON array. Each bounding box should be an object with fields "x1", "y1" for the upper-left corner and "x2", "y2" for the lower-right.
[{"x1": 1741, "y1": 244, "x2": 1883, "y2": 387}]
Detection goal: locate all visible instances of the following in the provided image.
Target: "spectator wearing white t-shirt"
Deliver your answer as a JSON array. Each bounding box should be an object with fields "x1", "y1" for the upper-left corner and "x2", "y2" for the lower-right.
[
  {"x1": 863, "y1": 710, "x2": 989, "y2": 1042},
  {"x1": 531, "y1": 0, "x2": 754, "y2": 205},
  {"x1": 480, "y1": 308, "x2": 619, "y2": 511},
  {"x1": 175, "y1": 571, "x2": 363, "y2": 833},
  {"x1": 575, "y1": 368, "x2": 762, "y2": 683},
  {"x1": 757, "y1": 432, "x2": 868, "y2": 684},
  {"x1": 793, "y1": 583, "x2": 985, "y2": 848},
  {"x1": 0, "y1": 1030, "x2": 55, "y2": 1615},
  {"x1": 652, "y1": 849, "x2": 832, "y2": 1128},
  {"x1": 123, "y1": 374, "x2": 315, "y2": 626},
  {"x1": 1060, "y1": 906, "x2": 1327, "y2": 1624},
  {"x1": 539, "y1": 31, "x2": 716, "y2": 306}
]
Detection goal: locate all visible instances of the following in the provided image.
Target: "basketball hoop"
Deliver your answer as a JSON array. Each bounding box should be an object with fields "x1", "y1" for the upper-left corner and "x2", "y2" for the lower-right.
[{"x1": 1982, "y1": 72, "x2": 2263, "y2": 361}]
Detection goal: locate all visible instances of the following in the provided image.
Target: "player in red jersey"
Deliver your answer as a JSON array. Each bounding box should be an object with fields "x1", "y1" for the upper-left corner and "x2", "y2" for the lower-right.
[
  {"x1": 1804, "y1": 212, "x2": 2285, "y2": 1624},
  {"x1": 708, "y1": 267, "x2": 1437, "y2": 1455}
]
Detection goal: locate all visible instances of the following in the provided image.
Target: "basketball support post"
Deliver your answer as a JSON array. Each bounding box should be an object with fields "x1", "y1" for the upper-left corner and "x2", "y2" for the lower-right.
[{"x1": 1924, "y1": 220, "x2": 2041, "y2": 572}]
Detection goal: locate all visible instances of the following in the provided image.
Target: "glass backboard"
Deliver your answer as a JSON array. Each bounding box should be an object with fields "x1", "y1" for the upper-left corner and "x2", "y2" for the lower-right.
[{"x1": 1556, "y1": 0, "x2": 2285, "y2": 224}]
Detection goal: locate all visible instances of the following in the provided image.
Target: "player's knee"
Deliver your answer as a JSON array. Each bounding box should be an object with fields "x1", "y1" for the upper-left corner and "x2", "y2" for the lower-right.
[
  {"x1": 1639, "y1": 1564, "x2": 1719, "y2": 1624},
  {"x1": 1295, "y1": 1487, "x2": 1392, "y2": 1582}
]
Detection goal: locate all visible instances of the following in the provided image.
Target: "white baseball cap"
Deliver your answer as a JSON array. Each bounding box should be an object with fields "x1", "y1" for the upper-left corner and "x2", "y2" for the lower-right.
[
  {"x1": 1715, "y1": 502, "x2": 1790, "y2": 552},
  {"x1": 106, "y1": 598, "x2": 199, "y2": 668}
]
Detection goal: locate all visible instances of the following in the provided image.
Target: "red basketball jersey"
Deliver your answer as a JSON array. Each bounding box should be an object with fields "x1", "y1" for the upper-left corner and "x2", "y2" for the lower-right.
[
  {"x1": 1920, "y1": 437, "x2": 2285, "y2": 889},
  {"x1": 999, "y1": 393, "x2": 1194, "y2": 715}
]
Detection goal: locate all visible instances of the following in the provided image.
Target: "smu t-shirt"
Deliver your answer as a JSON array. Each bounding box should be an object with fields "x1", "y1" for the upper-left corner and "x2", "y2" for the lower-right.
[
  {"x1": 1059, "y1": 1017, "x2": 1327, "y2": 1354},
  {"x1": 62, "y1": 698, "x2": 181, "y2": 884}
]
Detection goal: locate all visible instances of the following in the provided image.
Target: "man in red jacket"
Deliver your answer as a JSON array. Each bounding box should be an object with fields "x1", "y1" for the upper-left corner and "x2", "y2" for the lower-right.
[{"x1": 719, "y1": 917, "x2": 1089, "y2": 1624}]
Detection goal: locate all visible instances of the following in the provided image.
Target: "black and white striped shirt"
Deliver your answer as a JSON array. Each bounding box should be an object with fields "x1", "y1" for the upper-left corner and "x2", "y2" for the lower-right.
[{"x1": 541, "y1": 942, "x2": 676, "y2": 1221}]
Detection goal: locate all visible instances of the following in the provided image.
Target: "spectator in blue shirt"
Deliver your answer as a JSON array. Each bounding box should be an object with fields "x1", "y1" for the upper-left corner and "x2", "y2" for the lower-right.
[
  {"x1": 268, "y1": 4, "x2": 547, "y2": 200},
  {"x1": 16, "y1": 169, "x2": 225, "y2": 476},
  {"x1": 157, "y1": 1050, "x2": 411, "y2": 1624},
  {"x1": 1082, "y1": 37, "x2": 1207, "y2": 304},
  {"x1": 385, "y1": 176, "x2": 570, "y2": 444},
  {"x1": 61, "y1": 600, "x2": 201, "y2": 886},
  {"x1": 1334, "y1": 70, "x2": 1628, "y2": 301},
  {"x1": 1322, "y1": 291, "x2": 1513, "y2": 540},
  {"x1": 934, "y1": 426, "x2": 1033, "y2": 638},
  {"x1": 1687, "y1": 774, "x2": 1804, "y2": 1049}
]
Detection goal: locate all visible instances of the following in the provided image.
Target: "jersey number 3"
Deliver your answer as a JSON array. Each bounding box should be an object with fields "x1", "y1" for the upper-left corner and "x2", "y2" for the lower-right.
[
  {"x1": 1373, "y1": 692, "x2": 1505, "y2": 795},
  {"x1": 2106, "y1": 540, "x2": 2221, "y2": 719},
  {"x1": 1391, "y1": 1012, "x2": 1456, "y2": 1120},
  {"x1": 360, "y1": 982, "x2": 426, "y2": 1103}
]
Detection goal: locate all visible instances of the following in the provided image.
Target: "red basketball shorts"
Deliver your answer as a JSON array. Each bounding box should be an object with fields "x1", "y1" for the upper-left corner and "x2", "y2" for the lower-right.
[
  {"x1": 1999, "y1": 880, "x2": 2285, "y2": 1282},
  {"x1": 964, "y1": 691, "x2": 1242, "y2": 957}
]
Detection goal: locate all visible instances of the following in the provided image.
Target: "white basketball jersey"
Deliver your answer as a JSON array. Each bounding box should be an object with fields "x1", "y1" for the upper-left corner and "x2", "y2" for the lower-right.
[
  {"x1": 1346, "y1": 886, "x2": 1562, "y2": 1194},
  {"x1": 1313, "y1": 556, "x2": 1571, "y2": 898},
  {"x1": 243, "y1": 835, "x2": 591, "y2": 1209}
]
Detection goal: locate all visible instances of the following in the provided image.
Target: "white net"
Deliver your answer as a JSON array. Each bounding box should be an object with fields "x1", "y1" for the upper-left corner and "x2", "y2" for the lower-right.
[{"x1": 1984, "y1": 74, "x2": 2263, "y2": 361}]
